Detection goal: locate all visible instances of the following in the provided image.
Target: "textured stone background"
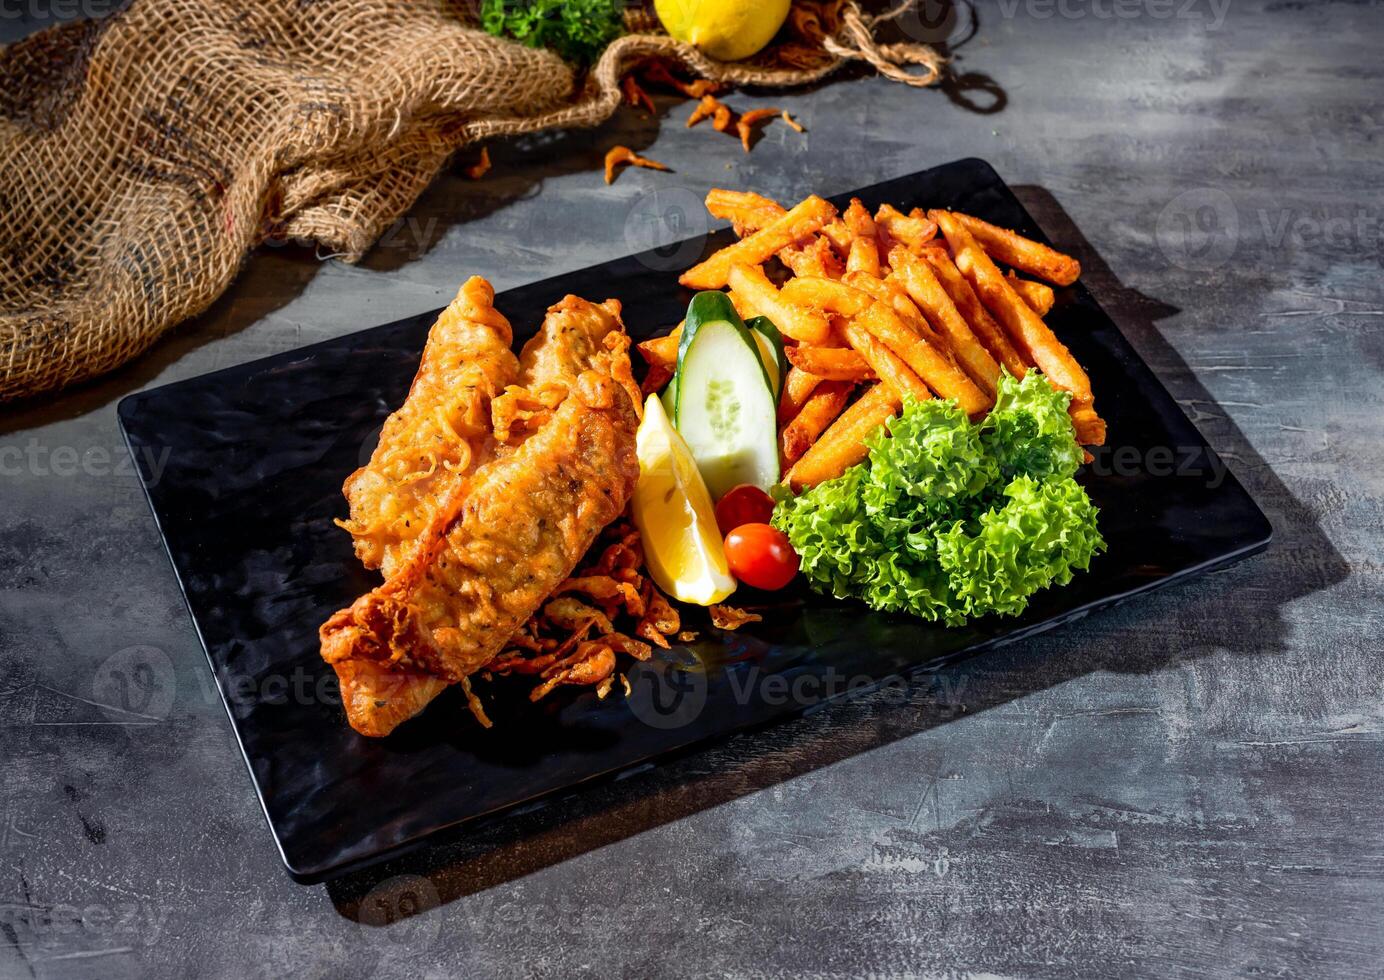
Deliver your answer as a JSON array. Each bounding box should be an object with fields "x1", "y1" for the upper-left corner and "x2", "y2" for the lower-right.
[{"x1": 2, "y1": 2, "x2": 1381, "y2": 977}]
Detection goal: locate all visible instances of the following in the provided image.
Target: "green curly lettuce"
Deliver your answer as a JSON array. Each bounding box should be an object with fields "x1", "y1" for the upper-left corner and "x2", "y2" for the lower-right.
[
  {"x1": 480, "y1": 0, "x2": 624, "y2": 65},
  {"x1": 773, "y1": 371, "x2": 1104, "y2": 626},
  {"x1": 981, "y1": 369, "x2": 1085, "y2": 482}
]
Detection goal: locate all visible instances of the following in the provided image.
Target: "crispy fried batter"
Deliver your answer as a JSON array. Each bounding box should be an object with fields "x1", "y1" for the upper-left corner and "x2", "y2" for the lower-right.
[
  {"x1": 338, "y1": 276, "x2": 518, "y2": 578},
  {"x1": 324, "y1": 294, "x2": 640, "y2": 737},
  {"x1": 710, "y1": 604, "x2": 763, "y2": 630}
]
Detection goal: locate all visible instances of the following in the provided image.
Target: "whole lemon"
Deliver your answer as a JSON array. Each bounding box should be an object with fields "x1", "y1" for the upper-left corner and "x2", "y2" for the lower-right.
[{"x1": 655, "y1": 0, "x2": 792, "y2": 62}]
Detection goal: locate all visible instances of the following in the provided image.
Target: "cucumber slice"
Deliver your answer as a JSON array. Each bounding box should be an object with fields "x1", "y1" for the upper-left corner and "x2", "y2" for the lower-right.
[
  {"x1": 675, "y1": 292, "x2": 774, "y2": 395},
  {"x1": 660, "y1": 376, "x2": 678, "y2": 420},
  {"x1": 674, "y1": 294, "x2": 779, "y2": 498},
  {"x1": 745, "y1": 316, "x2": 787, "y2": 403}
]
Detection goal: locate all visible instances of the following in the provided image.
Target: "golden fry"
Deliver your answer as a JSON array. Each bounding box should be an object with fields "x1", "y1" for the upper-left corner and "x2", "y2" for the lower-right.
[
  {"x1": 777, "y1": 366, "x2": 822, "y2": 424},
  {"x1": 779, "y1": 276, "x2": 873, "y2": 316},
  {"x1": 1006, "y1": 271, "x2": 1056, "y2": 316},
  {"x1": 705, "y1": 189, "x2": 784, "y2": 230},
  {"x1": 785, "y1": 383, "x2": 902, "y2": 491},
  {"x1": 780, "y1": 235, "x2": 845, "y2": 279},
  {"x1": 917, "y1": 247, "x2": 1028, "y2": 380},
  {"x1": 781, "y1": 109, "x2": 805, "y2": 133},
  {"x1": 931, "y1": 210, "x2": 1100, "y2": 437},
  {"x1": 886, "y1": 246, "x2": 1001, "y2": 398},
  {"x1": 636, "y1": 324, "x2": 682, "y2": 370},
  {"x1": 819, "y1": 219, "x2": 853, "y2": 255},
  {"x1": 840, "y1": 271, "x2": 947, "y2": 350},
  {"x1": 1070, "y1": 406, "x2": 1107, "y2": 445},
  {"x1": 839, "y1": 316, "x2": 932, "y2": 405},
  {"x1": 785, "y1": 345, "x2": 875, "y2": 382},
  {"x1": 873, "y1": 204, "x2": 937, "y2": 249},
  {"x1": 950, "y1": 211, "x2": 1081, "y2": 286},
  {"x1": 856, "y1": 300, "x2": 991, "y2": 414},
  {"x1": 843, "y1": 198, "x2": 881, "y2": 277},
  {"x1": 727, "y1": 263, "x2": 832, "y2": 344},
  {"x1": 680, "y1": 195, "x2": 837, "y2": 290},
  {"x1": 781, "y1": 380, "x2": 853, "y2": 464}
]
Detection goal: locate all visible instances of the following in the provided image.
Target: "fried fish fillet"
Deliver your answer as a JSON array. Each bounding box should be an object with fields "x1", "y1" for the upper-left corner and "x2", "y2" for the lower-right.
[
  {"x1": 340, "y1": 276, "x2": 520, "y2": 578},
  {"x1": 321, "y1": 365, "x2": 640, "y2": 687},
  {"x1": 324, "y1": 294, "x2": 639, "y2": 736}
]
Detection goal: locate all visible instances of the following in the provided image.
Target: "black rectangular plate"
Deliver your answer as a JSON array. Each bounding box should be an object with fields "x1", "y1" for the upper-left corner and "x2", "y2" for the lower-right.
[{"x1": 118, "y1": 159, "x2": 1271, "y2": 883}]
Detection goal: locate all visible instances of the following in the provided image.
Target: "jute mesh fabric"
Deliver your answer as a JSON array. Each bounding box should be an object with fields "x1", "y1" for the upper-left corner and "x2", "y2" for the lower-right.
[{"x1": 0, "y1": 0, "x2": 941, "y2": 403}]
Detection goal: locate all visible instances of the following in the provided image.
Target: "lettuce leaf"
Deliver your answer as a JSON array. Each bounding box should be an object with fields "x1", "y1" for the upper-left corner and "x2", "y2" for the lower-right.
[{"x1": 773, "y1": 371, "x2": 1104, "y2": 625}]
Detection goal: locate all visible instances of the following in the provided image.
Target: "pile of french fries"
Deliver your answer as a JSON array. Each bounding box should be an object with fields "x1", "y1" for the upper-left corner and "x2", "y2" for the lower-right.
[{"x1": 637, "y1": 190, "x2": 1106, "y2": 492}]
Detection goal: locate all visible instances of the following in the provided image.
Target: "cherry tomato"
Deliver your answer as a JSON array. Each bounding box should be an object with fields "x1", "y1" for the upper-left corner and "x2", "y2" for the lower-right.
[
  {"x1": 724, "y1": 523, "x2": 799, "y2": 591},
  {"x1": 715, "y1": 484, "x2": 776, "y2": 537}
]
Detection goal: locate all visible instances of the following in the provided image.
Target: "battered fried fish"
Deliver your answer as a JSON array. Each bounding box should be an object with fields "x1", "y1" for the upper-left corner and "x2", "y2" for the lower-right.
[
  {"x1": 323, "y1": 293, "x2": 640, "y2": 736},
  {"x1": 321, "y1": 366, "x2": 640, "y2": 685},
  {"x1": 339, "y1": 276, "x2": 519, "y2": 578}
]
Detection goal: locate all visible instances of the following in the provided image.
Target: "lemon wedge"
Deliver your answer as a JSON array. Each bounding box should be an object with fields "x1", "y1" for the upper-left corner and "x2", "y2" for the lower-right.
[
  {"x1": 654, "y1": 0, "x2": 791, "y2": 62},
  {"x1": 633, "y1": 393, "x2": 737, "y2": 606}
]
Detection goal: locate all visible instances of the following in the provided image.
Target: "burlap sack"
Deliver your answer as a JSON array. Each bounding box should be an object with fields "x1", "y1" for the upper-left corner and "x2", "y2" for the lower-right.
[{"x1": 0, "y1": 0, "x2": 941, "y2": 404}]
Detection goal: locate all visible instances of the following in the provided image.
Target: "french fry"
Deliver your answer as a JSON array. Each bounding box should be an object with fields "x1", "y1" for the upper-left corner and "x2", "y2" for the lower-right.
[
  {"x1": 781, "y1": 380, "x2": 853, "y2": 464},
  {"x1": 641, "y1": 361, "x2": 674, "y2": 395},
  {"x1": 886, "y1": 246, "x2": 1001, "y2": 399},
  {"x1": 841, "y1": 271, "x2": 947, "y2": 351},
  {"x1": 727, "y1": 263, "x2": 832, "y2": 344},
  {"x1": 855, "y1": 300, "x2": 991, "y2": 414},
  {"x1": 874, "y1": 204, "x2": 938, "y2": 249},
  {"x1": 819, "y1": 219, "x2": 853, "y2": 255},
  {"x1": 702, "y1": 190, "x2": 848, "y2": 275},
  {"x1": 916, "y1": 247, "x2": 1028, "y2": 380},
  {"x1": 949, "y1": 211, "x2": 1081, "y2": 286},
  {"x1": 779, "y1": 276, "x2": 873, "y2": 317},
  {"x1": 680, "y1": 195, "x2": 837, "y2": 289},
  {"x1": 780, "y1": 235, "x2": 844, "y2": 279},
  {"x1": 785, "y1": 345, "x2": 875, "y2": 382},
  {"x1": 636, "y1": 323, "x2": 682, "y2": 370},
  {"x1": 778, "y1": 366, "x2": 822, "y2": 424},
  {"x1": 843, "y1": 198, "x2": 881, "y2": 277},
  {"x1": 931, "y1": 210, "x2": 1100, "y2": 436},
  {"x1": 785, "y1": 383, "x2": 902, "y2": 491},
  {"x1": 705, "y1": 189, "x2": 784, "y2": 230},
  {"x1": 839, "y1": 316, "x2": 932, "y2": 405},
  {"x1": 1006, "y1": 271, "x2": 1055, "y2": 316},
  {"x1": 1070, "y1": 406, "x2": 1107, "y2": 446}
]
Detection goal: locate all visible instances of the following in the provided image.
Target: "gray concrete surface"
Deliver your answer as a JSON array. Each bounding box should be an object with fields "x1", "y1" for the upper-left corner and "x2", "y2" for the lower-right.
[{"x1": 2, "y1": 2, "x2": 1381, "y2": 977}]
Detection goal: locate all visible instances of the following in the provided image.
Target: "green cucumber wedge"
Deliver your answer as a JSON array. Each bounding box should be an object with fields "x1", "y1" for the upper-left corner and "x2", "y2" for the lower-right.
[
  {"x1": 745, "y1": 315, "x2": 787, "y2": 403},
  {"x1": 674, "y1": 292, "x2": 779, "y2": 498}
]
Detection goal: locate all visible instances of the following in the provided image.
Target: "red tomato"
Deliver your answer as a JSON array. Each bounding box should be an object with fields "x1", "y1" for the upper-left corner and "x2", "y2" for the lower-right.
[
  {"x1": 714, "y1": 484, "x2": 776, "y2": 537},
  {"x1": 724, "y1": 523, "x2": 799, "y2": 591}
]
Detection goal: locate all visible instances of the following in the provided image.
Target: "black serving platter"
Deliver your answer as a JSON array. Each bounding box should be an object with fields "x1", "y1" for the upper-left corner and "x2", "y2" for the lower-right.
[{"x1": 119, "y1": 158, "x2": 1271, "y2": 883}]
